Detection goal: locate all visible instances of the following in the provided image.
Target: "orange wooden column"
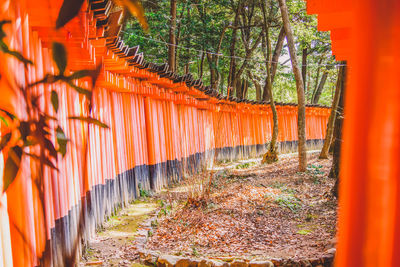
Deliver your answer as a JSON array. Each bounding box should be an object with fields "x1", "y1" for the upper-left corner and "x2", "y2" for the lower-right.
[
  {"x1": 307, "y1": 0, "x2": 400, "y2": 266},
  {"x1": 335, "y1": 1, "x2": 400, "y2": 266}
]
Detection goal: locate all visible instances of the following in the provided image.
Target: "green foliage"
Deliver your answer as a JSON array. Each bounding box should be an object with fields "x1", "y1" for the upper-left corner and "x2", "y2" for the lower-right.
[
  {"x1": 56, "y1": 126, "x2": 68, "y2": 158},
  {"x1": 151, "y1": 219, "x2": 159, "y2": 228},
  {"x1": 52, "y1": 42, "x2": 67, "y2": 74},
  {"x1": 51, "y1": 90, "x2": 59, "y2": 113},
  {"x1": 158, "y1": 199, "x2": 172, "y2": 216},
  {"x1": 192, "y1": 246, "x2": 200, "y2": 257},
  {"x1": 0, "y1": 21, "x2": 108, "y2": 194},
  {"x1": 148, "y1": 229, "x2": 153, "y2": 237},
  {"x1": 0, "y1": 20, "x2": 33, "y2": 67},
  {"x1": 235, "y1": 162, "x2": 256, "y2": 169},
  {"x1": 0, "y1": 133, "x2": 11, "y2": 152},
  {"x1": 56, "y1": 0, "x2": 85, "y2": 29},
  {"x1": 275, "y1": 194, "x2": 301, "y2": 212},
  {"x1": 3, "y1": 146, "x2": 22, "y2": 192},
  {"x1": 307, "y1": 164, "x2": 324, "y2": 184},
  {"x1": 138, "y1": 183, "x2": 150, "y2": 197},
  {"x1": 123, "y1": 0, "x2": 337, "y2": 104},
  {"x1": 68, "y1": 116, "x2": 109, "y2": 129},
  {"x1": 297, "y1": 229, "x2": 312, "y2": 235},
  {"x1": 271, "y1": 181, "x2": 285, "y2": 189},
  {"x1": 56, "y1": 0, "x2": 147, "y2": 30}
]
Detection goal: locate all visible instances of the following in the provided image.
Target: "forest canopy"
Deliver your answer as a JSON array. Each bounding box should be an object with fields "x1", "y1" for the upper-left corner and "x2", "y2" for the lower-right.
[{"x1": 123, "y1": 0, "x2": 337, "y2": 106}]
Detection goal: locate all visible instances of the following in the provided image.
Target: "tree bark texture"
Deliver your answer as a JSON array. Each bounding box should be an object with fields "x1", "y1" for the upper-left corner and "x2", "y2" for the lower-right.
[
  {"x1": 301, "y1": 47, "x2": 308, "y2": 91},
  {"x1": 248, "y1": 72, "x2": 262, "y2": 101},
  {"x1": 270, "y1": 26, "x2": 286, "y2": 84},
  {"x1": 319, "y1": 64, "x2": 344, "y2": 159},
  {"x1": 312, "y1": 66, "x2": 332, "y2": 104},
  {"x1": 227, "y1": 3, "x2": 240, "y2": 96},
  {"x1": 330, "y1": 63, "x2": 347, "y2": 198},
  {"x1": 278, "y1": 0, "x2": 307, "y2": 171},
  {"x1": 168, "y1": 0, "x2": 177, "y2": 72},
  {"x1": 260, "y1": 0, "x2": 279, "y2": 162}
]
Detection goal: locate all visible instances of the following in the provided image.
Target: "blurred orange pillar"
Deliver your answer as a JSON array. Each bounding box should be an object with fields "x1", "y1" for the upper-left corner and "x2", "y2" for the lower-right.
[{"x1": 307, "y1": 0, "x2": 400, "y2": 266}]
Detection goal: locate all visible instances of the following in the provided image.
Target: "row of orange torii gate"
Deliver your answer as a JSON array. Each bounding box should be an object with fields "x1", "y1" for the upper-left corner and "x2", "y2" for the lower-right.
[
  {"x1": 0, "y1": 0, "x2": 330, "y2": 266},
  {"x1": 1, "y1": 0, "x2": 399, "y2": 266}
]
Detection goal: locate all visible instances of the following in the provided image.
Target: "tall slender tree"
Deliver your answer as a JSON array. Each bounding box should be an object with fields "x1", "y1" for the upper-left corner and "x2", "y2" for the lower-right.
[
  {"x1": 319, "y1": 63, "x2": 344, "y2": 159},
  {"x1": 330, "y1": 62, "x2": 347, "y2": 197},
  {"x1": 260, "y1": 0, "x2": 279, "y2": 163},
  {"x1": 312, "y1": 65, "x2": 333, "y2": 104},
  {"x1": 168, "y1": 0, "x2": 177, "y2": 71},
  {"x1": 278, "y1": 0, "x2": 307, "y2": 171}
]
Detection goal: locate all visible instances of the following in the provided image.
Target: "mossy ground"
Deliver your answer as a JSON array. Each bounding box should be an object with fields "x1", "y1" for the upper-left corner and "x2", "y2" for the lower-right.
[{"x1": 81, "y1": 199, "x2": 158, "y2": 266}]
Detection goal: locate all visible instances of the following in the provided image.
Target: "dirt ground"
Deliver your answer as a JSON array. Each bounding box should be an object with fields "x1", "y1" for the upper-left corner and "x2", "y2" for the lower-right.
[
  {"x1": 146, "y1": 153, "x2": 337, "y2": 261},
  {"x1": 81, "y1": 152, "x2": 337, "y2": 266},
  {"x1": 80, "y1": 202, "x2": 158, "y2": 266}
]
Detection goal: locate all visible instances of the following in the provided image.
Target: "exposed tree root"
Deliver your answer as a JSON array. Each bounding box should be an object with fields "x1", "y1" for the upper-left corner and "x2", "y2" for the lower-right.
[{"x1": 262, "y1": 146, "x2": 279, "y2": 164}]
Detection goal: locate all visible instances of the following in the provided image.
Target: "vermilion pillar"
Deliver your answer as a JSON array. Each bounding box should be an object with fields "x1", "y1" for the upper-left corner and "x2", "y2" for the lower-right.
[{"x1": 307, "y1": 0, "x2": 400, "y2": 266}]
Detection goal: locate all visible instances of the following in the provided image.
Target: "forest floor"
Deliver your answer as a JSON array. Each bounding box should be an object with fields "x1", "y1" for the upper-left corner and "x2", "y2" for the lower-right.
[{"x1": 81, "y1": 152, "x2": 337, "y2": 266}]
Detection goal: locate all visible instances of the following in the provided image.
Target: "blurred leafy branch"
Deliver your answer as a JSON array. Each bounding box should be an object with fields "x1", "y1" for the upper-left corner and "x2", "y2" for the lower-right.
[
  {"x1": 0, "y1": 20, "x2": 108, "y2": 194},
  {"x1": 0, "y1": 0, "x2": 148, "y2": 264},
  {"x1": 56, "y1": 0, "x2": 148, "y2": 31}
]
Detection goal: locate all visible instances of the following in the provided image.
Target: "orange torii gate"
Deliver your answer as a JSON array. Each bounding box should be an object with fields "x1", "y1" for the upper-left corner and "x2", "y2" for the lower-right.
[
  {"x1": 0, "y1": 0, "x2": 332, "y2": 266},
  {"x1": 306, "y1": 0, "x2": 400, "y2": 266}
]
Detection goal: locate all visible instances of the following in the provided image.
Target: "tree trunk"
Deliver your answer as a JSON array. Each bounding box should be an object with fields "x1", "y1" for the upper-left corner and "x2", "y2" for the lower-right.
[
  {"x1": 311, "y1": 57, "x2": 323, "y2": 102},
  {"x1": 175, "y1": 7, "x2": 185, "y2": 72},
  {"x1": 278, "y1": 0, "x2": 307, "y2": 171},
  {"x1": 168, "y1": 0, "x2": 177, "y2": 72},
  {"x1": 231, "y1": 0, "x2": 263, "y2": 97},
  {"x1": 248, "y1": 72, "x2": 262, "y2": 101},
  {"x1": 207, "y1": 53, "x2": 218, "y2": 90},
  {"x1": 319, "y1": 63, "x2": 344, "y2": 159},
  {"x1": 312, "y1": 66, "x2": 332, "y2": 104},
  {"x1": 208, "y1": 25, "x2": 230, "y2": 90},
  {"x1": 330, "y1": 62, "x2": 347, "y2": 198},
  {"x1": 271, "y1": 26, "x2": 285, "y2": 84},
  {"x1": 227, "y1": 4, "x2": 240, "y2": 96},
  {"x1": 184, "y1": 3, "x2": 191, "y2": 75},
  {"x1": 199, "y1": 52, "x2": 205, "y2": 78},
  {"x1": 243, "y1": 79, "x2": 249, "y2": 99},
  {"x1": 301, "y1": 47, "x2": 308, "y2": 91},
  {"x1": 260, "y1": 0, "x2": 279, "y2": 164},
  {"x1": 236, "y1": 79, "x2": 242, "y2": 99},
  {"x1": 220, "y1": 72, "x2": 225, "y2": 94}
]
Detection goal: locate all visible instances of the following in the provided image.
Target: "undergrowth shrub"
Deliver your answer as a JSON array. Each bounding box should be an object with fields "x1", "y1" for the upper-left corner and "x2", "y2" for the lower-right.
[{"x1": 185, "y1": 171, "x2": 216, "y2": 208}]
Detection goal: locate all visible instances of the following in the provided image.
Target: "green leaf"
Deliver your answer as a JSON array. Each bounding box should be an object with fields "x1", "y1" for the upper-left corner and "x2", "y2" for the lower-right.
[
  {"x1": 52, "y1": 42, "x2": 67, "y2": 74},
  {"x1": 297, "y1": 229, "x2": 312, "y2": 235},
  {"x1": 68, "y1": 64, "x2": 102, "y2": 88},
  {"x1": 51, "y1": 90, "x2": 59, "y2": 113},
  {"x1": 0, "y1": 109, "x2": 16, "y2": 121},
  {"x1": 3, "y1": 146, "x2": 22, "y2": 192},
  {"x1": 24, "y1": 153, "x2": 59, "y2": 171},
  {"x1": 23, "y1": 139, "x2": 38, "y2": 147},
  {"x1": 0, "y1": 132, "x2": 12, "y2": 152},
  {"x1": 69, "y1": 70, "x2": 91, "y2": 80},
  {"x1": 0, "y1": 115, "x2": 8, "y2": 126},
  {"x1": 44, "y1": 138, "x2": 58, "y2": 159},
  {"x1": 68, "y1": 116, "x2": 109, "y2": 129},
  {"x1": 56, "y1": 126, "x2": 68, "y2": 157},
  {"x1": 66, "y1": 80, "x2": 92, "y2": 97},
  {"x1": 56, "y1": 0, "x2": 85, "y2": 29},
  {"x1": 118, "y1": 0, "x2": 149, "y2": 32}
]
